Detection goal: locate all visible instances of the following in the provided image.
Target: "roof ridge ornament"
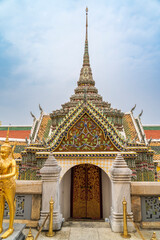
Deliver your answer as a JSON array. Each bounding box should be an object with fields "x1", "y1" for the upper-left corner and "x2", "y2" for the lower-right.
[
  {"x1": 131, "y1": 104, "x2": 136, "y2": 114},
  {"x1": 138, "y1": 109, "x2": 143, "y2": 118},
  {"x1": 30, "y1": 111, "x2": 36, "y2": 121},
  {"x1": 39, "y1": 104, "x2": 43, "y2": 114}
]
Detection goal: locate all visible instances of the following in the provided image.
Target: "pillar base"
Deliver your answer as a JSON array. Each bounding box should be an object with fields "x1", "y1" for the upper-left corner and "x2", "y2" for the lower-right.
[
  {"x1": 39, "y1": 211, "x2": 62, "y2": 230},
  {"x1": 110, "y1": 211, "x2": 135, "y2": 233}
]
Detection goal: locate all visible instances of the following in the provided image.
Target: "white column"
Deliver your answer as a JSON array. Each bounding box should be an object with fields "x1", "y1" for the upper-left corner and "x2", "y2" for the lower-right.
[
  {"x1": 110, "y1": 153, "x2": 134, "y2": 232},
  {"x1": 39, "y1": 153, "x2": 62, "y2": 230}
]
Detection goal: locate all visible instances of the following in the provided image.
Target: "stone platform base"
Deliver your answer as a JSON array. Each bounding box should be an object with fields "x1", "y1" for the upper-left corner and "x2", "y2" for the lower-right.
[
  {"x1": 141, "y1": 221, "x2": 160, "y2": 229},
  {"x1": 4, "y1": 219, "x2": 38, "y2": 228},
  {"x1": 0, "y1": 223, "x2": 25, "y2": 240}
]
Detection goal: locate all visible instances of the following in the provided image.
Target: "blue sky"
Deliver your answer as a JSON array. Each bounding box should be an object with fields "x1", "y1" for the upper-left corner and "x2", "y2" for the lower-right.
[{"x1": 0, "y1": 0, "x2": 160, "y2": 125}]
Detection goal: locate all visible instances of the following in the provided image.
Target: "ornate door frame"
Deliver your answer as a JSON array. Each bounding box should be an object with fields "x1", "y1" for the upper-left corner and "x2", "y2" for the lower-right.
[{"x1": 71, "y1": 163, "x2": 102, "y2": 219}]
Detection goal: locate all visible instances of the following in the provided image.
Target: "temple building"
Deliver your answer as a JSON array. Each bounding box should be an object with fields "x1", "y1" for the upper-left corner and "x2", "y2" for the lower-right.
[
  {"x1": 15, "y1": 8, "x2": 156, "y2": 222},
  {"x1": 0, "y1": 9, "x2": 160, "y2": 226}
]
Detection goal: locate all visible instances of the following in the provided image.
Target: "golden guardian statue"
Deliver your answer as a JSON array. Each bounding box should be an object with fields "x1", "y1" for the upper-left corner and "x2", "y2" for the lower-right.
[{"x1": 0, "y1": 129, "x2": 16, "y2": 239}]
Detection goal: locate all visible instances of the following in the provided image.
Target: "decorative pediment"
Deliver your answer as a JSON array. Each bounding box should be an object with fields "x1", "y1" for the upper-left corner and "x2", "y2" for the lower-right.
[
  {"x1": 25, "y1": 101, "x2": 147, "y2": 154},
  {"x1": 56, "y1": 113, "x2": 117, "y2": 152},
  {"x1": 45, "y1": 101, "x2": 128, "y2": 152}
]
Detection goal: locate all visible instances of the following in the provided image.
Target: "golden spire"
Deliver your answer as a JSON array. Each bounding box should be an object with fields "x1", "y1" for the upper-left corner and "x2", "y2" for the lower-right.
[
  {"x1": 1, "y1": 127, "x2": 11, "y2": 151},
  {"x1": 86, "y1": 7, "x2": 88, "y2": 41},
  {"x1": 83, "y1": 7, "x2": 90, "y2": 67},
  {"x1": 5, "y1": 127, "x2": 9, "y2": 144}
]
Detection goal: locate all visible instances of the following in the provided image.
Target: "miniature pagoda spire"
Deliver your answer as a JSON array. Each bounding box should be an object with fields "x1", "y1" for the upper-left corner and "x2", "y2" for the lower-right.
[
  {"x1": 51, "y1": 8, "x2": 124, "y2": 130},
  {"x1": 62, "y1": 7, "x2": 108, "y2": 106},
  {"x1": 76, "y1": 7, "x2": 96, "y2": 89},
  {"x1": 83, "y1": 7, "x2": 90, "y2": 67}
]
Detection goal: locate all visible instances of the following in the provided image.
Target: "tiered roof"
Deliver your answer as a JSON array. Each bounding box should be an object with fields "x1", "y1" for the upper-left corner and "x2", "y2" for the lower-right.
[
  {"x1": 123, "y1": 112, "x2": 147, "y2": 144},
  {"x1": 50, "y1": 8, "x2": 123, "y2": 126},
  {"x1": 26, "y1": 100, "x2": 148, "y2": 155},
  {"x1": 28, "y1": 9, "x2": 151, "y2": 152},
  {"x1": 36, "y1": 115, "x2": 51, "y2": 142},
  {"x1": 123, "y1": 113, "x2": 139, "y2": 141}
]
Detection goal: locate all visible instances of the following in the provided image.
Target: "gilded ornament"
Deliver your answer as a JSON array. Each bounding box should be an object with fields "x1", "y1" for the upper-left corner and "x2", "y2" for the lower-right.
[
  {"x1": 151, "y1": 232, "x2": 157, "y2": 240},
  {"x1": 46, "y1": 197, "x2": 55, "y2": 237},
  {"x1": 25, "y1": 228, "x2": 34, "y2": 240},
  {"x1": 0, "y1": 129, "x2": 16, "y2": 239},
  {"x1": 121, "y1": 197, "x2": 131, "y2": 239}
]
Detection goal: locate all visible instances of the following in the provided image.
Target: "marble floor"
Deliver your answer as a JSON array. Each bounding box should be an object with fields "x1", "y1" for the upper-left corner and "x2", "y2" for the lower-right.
[{"x1": 23, "y1": 221, "x2": 160, "y2": 240}]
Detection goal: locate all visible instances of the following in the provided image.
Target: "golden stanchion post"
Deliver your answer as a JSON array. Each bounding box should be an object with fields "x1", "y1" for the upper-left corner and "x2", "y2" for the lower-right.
[
  {"x1": 46, "y1": 197, "x2": 55, "y2": 237},
  {"x1": 121, "y1": 197, "x2": 131, "y2": 239},
  {"x1": 151, "y1": 232, "x2": 157, "y2": 240},
  {"x1": 35, "y1": 213, "x2": 49, "y2": 240},
  {"x1": 25, "y1": 228, "x2": 34, "y2": 240}
]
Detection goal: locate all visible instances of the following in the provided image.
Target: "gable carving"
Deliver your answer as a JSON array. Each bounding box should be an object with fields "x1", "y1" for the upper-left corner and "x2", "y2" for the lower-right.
[{"x1": 56, "y1": 113, "x2": 118, "y2": 152}]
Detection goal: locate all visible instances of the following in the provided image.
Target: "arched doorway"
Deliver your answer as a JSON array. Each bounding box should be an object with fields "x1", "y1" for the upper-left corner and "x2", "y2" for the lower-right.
[
  {"x1": 60, "y1": 163, "x2": 111, "y2": 221},
  {"x1": 71, "y1": 164, "x2": 102, "y2": 219}
]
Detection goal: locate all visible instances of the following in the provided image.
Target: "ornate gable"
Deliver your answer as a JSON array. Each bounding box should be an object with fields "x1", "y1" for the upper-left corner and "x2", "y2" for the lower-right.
[
  {"x1": 56, "y1": 113, "x2": 117, "y2": 152},
  {"x1": 44, "y1": 101, "x2": 128, "y2": 152},
  {"x1": 25, "y1": 101, "x2": 147, "y2": 154}
]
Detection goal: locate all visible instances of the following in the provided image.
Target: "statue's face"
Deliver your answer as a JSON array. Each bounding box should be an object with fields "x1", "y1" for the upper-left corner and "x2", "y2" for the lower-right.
[{"x1": 0, "y1": 147, "x2": 10, "y2": 160}]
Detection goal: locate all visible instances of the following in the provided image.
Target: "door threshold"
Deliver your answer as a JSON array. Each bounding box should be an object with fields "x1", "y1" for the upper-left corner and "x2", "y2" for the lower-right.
[
  {"x1": 67, "y1": 218, "x2": 104, "y2": 222},
  {"x1": 63, "y1": 219, "x2": 110, "y2": 228}
]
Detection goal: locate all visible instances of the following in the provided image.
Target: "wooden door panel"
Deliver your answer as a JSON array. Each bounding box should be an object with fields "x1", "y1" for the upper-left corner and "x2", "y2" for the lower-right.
[
  {"x1": 87, "y1": 165, "x2": 101, "y2": 219},
  {"x1": 72, "y1": 165, "x2": 86, "y2": 218},
  {"x1": 72, "y1": 164, "x2": 101, "y2": 219}
]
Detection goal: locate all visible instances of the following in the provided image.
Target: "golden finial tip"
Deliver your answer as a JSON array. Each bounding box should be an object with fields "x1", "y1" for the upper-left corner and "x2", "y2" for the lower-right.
[
  {"x1": 50, "y1": 196, "x2": 54, "y2": 203},
  {"x1": 86, "y1": 7, "x2": 88, "y2": 13},
  {"x1": 26, "y1": 228, "x2": 34, "y2": 239},
  {"x1": 151, "y1": 232, "x2": 157, "y2": 240},
  {"x1": 6, "y1": 127, "x2": 9, "y2": 143}
]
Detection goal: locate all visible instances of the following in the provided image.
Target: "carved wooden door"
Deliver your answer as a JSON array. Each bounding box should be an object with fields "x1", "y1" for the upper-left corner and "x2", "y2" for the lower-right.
[{"x1": 72, "y1": 164, "x2": 101, "y2": 219}]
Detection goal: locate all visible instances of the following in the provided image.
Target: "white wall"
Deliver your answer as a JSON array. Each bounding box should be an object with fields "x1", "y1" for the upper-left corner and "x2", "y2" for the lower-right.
[
  {"x1": 60, "y1": 166, "x2": 111, "y2": 220},
  {"x1": 59, "y1": 168, "x2": 71, "y2": 220},
  {"x1": 101, "y1": 170, "x2": 111, "y2": 218}
]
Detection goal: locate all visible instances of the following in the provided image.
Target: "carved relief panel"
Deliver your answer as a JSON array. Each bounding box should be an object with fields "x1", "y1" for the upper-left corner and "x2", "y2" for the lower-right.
[{"x1": 57, "y1": 113, "x2": 117, "y2": 152}]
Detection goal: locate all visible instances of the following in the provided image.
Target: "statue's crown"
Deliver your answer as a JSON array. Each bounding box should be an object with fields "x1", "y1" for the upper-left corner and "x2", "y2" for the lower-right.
[{"x1": 1, "y1": 128, "x2": 12, "y2": 151}]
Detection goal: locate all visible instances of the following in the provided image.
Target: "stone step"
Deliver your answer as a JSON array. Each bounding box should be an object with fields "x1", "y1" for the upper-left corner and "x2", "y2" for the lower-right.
[{"x1": 63, "y1": 220, "x2": 110, "y2": 228}]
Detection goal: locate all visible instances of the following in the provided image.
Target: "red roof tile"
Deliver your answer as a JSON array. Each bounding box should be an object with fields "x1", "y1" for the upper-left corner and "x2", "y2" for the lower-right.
[
  {"x1": 144, "y1": 130, "x2": 160, "y2": 140},
  {"x1": 0, "y1": 130, "x2": 31, "y2": 139}
]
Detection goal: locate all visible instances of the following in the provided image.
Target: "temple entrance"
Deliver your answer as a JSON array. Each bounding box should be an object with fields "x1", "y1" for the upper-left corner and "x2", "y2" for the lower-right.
[{"x1": 71, "y1": 164, "x2": 102, "y2": 219}]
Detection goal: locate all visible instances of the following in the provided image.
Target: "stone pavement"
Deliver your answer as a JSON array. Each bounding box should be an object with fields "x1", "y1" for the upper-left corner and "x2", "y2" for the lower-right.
[{"x1": 23, "y1": 221, "x2": 160, "y2": 240}]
